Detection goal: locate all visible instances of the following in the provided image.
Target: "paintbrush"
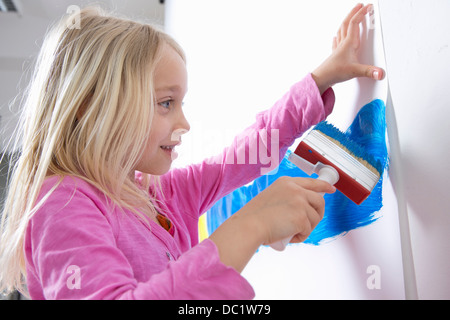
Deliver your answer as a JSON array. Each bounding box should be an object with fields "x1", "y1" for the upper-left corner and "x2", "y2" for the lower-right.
[{"x1": 270, "y1": 121, "x2": 383, "y2": 251}]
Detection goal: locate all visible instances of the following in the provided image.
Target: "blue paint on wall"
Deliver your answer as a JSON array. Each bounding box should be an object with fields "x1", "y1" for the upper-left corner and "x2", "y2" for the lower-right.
[{"x1": 206, "y1": 99, "x2": 389, "y2": 245}]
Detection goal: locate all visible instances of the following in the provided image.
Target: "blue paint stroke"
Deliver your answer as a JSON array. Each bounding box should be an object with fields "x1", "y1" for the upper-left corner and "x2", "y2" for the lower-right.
[{"x1": 206, "y1": 99, "x2": 389, "y2": 245}]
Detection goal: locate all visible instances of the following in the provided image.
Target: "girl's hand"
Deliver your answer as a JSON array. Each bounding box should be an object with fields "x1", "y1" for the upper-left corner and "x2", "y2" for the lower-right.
[
  {"x1": 209, "y1": 177, "x2": 335, "y2": 272},
  {"x1": 312, "y1": 3, "x2": 385, "y2": 94},
  {"x1": 245, "y1": 177, "x2": 336, "y2": 246}
]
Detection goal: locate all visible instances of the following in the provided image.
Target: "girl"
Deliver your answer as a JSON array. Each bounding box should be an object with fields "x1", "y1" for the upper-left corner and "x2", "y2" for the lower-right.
[{"x1": 0, "y1": 3, "x2": 383, "y2": 299}]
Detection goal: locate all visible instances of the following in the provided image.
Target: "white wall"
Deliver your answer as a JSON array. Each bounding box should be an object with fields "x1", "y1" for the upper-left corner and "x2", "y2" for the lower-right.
[
  {"x1": 165, "y1": 0, "x2": 406, "y2": 299},
  {"x1": 379, "y1": 0, "x2": 450, "y2": 299}
]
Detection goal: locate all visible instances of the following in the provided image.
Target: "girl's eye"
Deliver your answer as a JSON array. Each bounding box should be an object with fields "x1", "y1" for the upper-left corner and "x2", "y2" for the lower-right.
[{"x1": 159, "y1": 100, "x2": 173, "y2": 109}]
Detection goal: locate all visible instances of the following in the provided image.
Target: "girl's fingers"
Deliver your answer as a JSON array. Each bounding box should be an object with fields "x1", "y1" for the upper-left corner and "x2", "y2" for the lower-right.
[
  {"x1": 292, "y1": 204, "x2": 322, "y2": 243},
  {"x1": 336, "y1": 32, "x2": 341, "y2": 47},
  {"x1": 340, "y1": 3, "x2": 364, "y2": 40},
  {"x1": 292, "y1": 177, "x2": 336, "y2": 194},
  {"x1": 306, "y1": 190, "x2": 326, "y2": 220},
  {"x1": 347, "y1": 4, "x2": 373, "y2": 40}
]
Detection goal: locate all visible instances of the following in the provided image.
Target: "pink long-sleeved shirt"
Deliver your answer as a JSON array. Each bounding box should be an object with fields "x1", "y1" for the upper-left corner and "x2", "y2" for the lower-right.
[{"x1": 24, "y1": 74, "x2": 335, "y2": 299}]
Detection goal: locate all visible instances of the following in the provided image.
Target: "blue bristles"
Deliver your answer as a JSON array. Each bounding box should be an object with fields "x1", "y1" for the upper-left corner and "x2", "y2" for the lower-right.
[{"x1": 313, "y1": 121, "x2": 384, "y2": 176}]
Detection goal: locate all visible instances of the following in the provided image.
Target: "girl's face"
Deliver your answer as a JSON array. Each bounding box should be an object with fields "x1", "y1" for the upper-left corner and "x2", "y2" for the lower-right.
[{"x1": 136, "y1": 44, "x2": 190, "y2": 175}]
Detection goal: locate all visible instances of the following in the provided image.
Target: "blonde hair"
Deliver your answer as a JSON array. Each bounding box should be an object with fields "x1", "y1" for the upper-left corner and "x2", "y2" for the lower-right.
[{"x1": 0, "y1": 6, "x2": 185, "y2": 295}]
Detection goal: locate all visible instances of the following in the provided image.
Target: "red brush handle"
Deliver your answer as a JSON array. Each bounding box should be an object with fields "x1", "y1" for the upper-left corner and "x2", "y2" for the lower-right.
[{"x1": 294, "y1": 141, "x2": 370, "y2": 205}]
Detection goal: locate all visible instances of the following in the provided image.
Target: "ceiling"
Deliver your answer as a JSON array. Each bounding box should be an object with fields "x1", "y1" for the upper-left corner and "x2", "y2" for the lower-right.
[{"x1": 0, "y1": 0, "x2": 165, "y2": 151}]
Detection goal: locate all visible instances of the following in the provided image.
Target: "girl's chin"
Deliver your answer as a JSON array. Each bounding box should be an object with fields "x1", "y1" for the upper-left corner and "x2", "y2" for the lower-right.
[
  {"x1": 137, "y1": 167, "x2": 171, "y2": 176},
  {"x1": 135, "y1": 161, "x2": 172, "y2": 176},
  {"x1": 135, "y1": 149, "x2": 177, "y2": 175}
]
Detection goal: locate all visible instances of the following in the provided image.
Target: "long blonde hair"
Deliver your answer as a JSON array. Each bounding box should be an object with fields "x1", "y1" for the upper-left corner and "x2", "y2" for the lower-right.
[{"x1": 0, "y1": 6, "x2": 185, "y2": 295}]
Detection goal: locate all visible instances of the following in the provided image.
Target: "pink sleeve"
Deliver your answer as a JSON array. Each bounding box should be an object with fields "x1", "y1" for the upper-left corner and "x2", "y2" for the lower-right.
[
  {"x1": 128, "y1": 239, "x2": 254, "y2": 299},
  {"x1": 25, "y1": 188, "x2": 254, "y2": 300},
  {"x1": 161, "y1": 74, "x2": 335, "y2": 219}
]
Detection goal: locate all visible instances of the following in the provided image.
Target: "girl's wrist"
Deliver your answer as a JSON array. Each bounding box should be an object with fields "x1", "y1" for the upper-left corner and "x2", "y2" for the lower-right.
[
  {"x1": 311, "y1": 68, "x2": 333, "y2": 96},
  {"x1": 209, "y1": 209, "x2": 263, "y2": 273}
]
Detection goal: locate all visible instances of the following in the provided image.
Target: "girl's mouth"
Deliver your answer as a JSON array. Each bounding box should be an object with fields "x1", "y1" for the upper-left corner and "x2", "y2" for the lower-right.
[{"x1": 160, "y1": 145, "x2": 179, "y2": 160}]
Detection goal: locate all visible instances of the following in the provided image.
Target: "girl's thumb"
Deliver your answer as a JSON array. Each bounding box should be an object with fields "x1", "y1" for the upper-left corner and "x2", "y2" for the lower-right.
[{"x1": 356, "y1": 64, "x2": 385, "y2": 80}]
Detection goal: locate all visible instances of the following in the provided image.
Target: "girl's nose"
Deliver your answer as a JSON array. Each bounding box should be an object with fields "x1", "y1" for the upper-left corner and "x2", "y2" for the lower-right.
[
  {"x1": 180, "y1": 113, "x2": 190, "y2": 134},
  {"x1": 171, "y1": 111, "x2": 190, "y2": 143},
  {"x1": 179, "y1": 109, "x2": 190, "y2": 133}
]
